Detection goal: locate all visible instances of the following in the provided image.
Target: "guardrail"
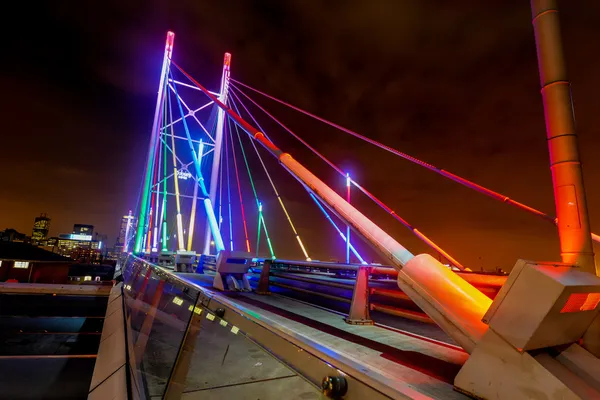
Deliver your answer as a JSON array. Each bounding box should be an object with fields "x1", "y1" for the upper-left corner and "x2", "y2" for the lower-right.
[
  {"x1": 249, "y1": 259, "x2": 507, "y2": 325},
  {"x1": 107, "y1": 254, "x2": 405, "y2": 399}
]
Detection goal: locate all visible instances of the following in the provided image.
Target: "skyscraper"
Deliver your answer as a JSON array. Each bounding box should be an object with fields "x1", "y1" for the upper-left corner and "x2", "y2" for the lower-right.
[
  {"x1": 32, "y1": 213, "x2": 51, "y2": 244},
  {"x1": 115, "y1": 211, "x2": 136, "y2": 253}
]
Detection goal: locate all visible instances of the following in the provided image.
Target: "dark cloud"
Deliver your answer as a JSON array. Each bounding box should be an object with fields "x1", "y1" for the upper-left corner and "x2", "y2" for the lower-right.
[{"x1": 2, "y1": 1, "x2": 600, "y2": 270}]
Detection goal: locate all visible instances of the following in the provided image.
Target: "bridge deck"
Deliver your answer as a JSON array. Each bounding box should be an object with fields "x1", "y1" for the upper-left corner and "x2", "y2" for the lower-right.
[{"x1": 179, "y1": 273, "x2": 469, "y2": 399}]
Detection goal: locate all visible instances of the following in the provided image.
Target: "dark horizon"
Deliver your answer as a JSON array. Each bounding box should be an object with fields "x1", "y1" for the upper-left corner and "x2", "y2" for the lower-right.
[{"x1": 2, "y1": 1, "x2": 600, "y2": 270}]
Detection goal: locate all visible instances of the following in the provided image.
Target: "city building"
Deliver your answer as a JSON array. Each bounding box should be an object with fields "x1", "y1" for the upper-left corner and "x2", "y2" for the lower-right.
[
  {"x1": 56, "y1": 234, "x2": 101, "y2": 258},
  {"x1": 0, "y1": 228, "x2": 29, "y2": 243},
  {"x1": 114, "y1": 211, "x2": 135, "y2": 254},
  {"x1": 0, "y1": 241, "x2": 73, "y2": 283},
  {"x1": 70, "y1": 247, "x2": 103, "y2": 264},
  {"x1": 73, "y1": 224, "x2": 94, "y2": 238},
  {"x1": 68, "y1": 263, "x2": 116, "y2": 284},
  {"x1": 40, "y1": 236, "x2": 58, "y2": 252},
  {"x1": 31, "y1": 213, "x2": 51, "y2": 244}
]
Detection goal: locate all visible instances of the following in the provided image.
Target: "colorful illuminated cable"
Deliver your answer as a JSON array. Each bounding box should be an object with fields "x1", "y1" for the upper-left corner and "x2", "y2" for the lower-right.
[
  {"x1": 224, "y1": 121, "x2": 234, "y2": 251},
  {"x1": 161, "y1": 132, "x2": 168, "y2": 251},
  {"x1": 146, "y1": 88, "x2": 166, "y2": 253},
  {"x1": 170, "y1": 70, "x2": 224, "y2": 252},
  {"x1": 229, "y1": 79, "x2": 576, "y2": 231},
  {"x1": 346, "y1": 173, "x2": 351, "y2": 264},
  {"x1": 229, "y1": 84, "x2": 465, "y2": 270},
  {"x1": 135, "y1": 33, "x2": 173, "y2": 254},
  {"x1": 229, "y1": 93, "x2": 308, "y2": 260},
  {"x1": 154, "y1": 94, "x2": 168, "y2": 252},
  {"x1": 227, "y1": 115, "x2": 275, "y2": 259},
  {"x1": 260, "y1": 210, "x2": 275, "y2": 260},
  {"x1": 227, "y1": 118, "x2": 251, "y2": 253},
  {"x1": 218, "y1": 145, "x2": 224, "y2": 231},
  {"x1": 167, "y1": 91, "x2": 186, "y2": 251},
  {"x1": 256, "y1": 202, "x2": 262, "y2": 257},
  {"x1": 187, "y1": 139, "x2": 204, "y2": 251}
]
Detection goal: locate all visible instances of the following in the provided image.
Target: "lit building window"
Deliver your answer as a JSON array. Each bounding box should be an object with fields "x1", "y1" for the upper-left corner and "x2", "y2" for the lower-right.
[
  {"x1": 84, "y1": 276, "x2": 92, "y2": 281},
  {"x1": 14, "y1": 261, "x2": 29, "y2": 269},
  {"x1": 0, "y1": 260, "x2": 3, "y2": 267}
]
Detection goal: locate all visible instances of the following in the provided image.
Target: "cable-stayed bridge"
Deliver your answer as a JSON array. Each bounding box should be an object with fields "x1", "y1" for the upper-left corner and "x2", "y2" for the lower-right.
[{"x1": 112, "y1": 4, "x2": 600, "y2": 399}]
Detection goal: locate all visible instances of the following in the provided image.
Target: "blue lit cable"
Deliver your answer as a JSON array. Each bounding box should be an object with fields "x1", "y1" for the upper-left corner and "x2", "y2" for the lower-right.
[{"x1": 308, "y1": 193, "x2": 366, "y2": 264}]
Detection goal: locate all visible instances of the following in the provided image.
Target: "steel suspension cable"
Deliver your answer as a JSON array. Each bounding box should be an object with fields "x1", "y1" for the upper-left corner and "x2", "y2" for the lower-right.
[
  {"x1": 227, "y1": 116, "x2": 277, "y2": 259},
  {"x1": 145, "y1": 82, "x2": 167, "y2": 253},
  {"x1": 161, "y1": 126, "x2": 168, "y2": 251},
  {"x1": 167, "y1": 89, "x2": 186, "y2": 251},
  {"x1": 154, "y1": 113, "x2": 163, "y2": 252},
  {"x1": 229, "y1": 84, "x2": 466, "y2": 269},
  {"x1": 229, "y1": 94, "x2": 306, "y2": 260},
  {"x1": 308, "y1": 192, "x2": 366, "y2": 264},
  {"x1": 170, "y1": 70, "x2": 226, "y2": 252},
  {"x1": 218, "y1": 138, "x2": 224, "y2": 231},
  {"x1": 229, "y1": 80, "x2": 572, "y2": 226},
  {"x1": 171, "y1": 61, "x2": 421, "y2": 269},
  {"x1": 150, "y1": 88, "x2": 167, "y2": 252},
  {"x1": 226, "y1": 117, "x2": 252, "y2": 253},
  {"x1": 227, "y1": 116, "x2": 276, "y2": 259},
  {"x1": 224, "y1": 121, "x2": 234, "y2": 251}
]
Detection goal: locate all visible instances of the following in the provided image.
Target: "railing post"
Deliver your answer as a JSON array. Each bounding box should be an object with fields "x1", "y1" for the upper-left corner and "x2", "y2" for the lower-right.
[
  {"x1": 256, "y1": 259, "x2": 272, "y2": 295},
  {"x1": 163, "y1": 303, "x2": 203, "y2": 399},
  {"x1": 195, "y1": 254, "x2": 205, "y2": 274},
  {"x1": 345, "y1": 265, "x2": 373, "y2": 325}
]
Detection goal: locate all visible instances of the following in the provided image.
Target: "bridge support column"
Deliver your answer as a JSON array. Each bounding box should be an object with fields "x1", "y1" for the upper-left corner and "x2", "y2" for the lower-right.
[
  {"x1": 345, "y1": 265, "x2": 373, "y2": 325},
  {"x1": 203, "y1": 53, "x2": 231, "y2": 255},
  {"x1": 134, "y1": 32, "x2": 174, "y2": 254},
  {"x1": 530, "y1": 0, "x2": 597, "y2": 275},
  {"x1": 256, "y1": 259, "x2": 272, "y2": 295}
]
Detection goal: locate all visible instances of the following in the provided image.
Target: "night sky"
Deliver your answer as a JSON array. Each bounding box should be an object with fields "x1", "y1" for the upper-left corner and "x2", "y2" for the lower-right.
[{"x1": 2, "y1": 1, "x2": 600, "y2": 271}]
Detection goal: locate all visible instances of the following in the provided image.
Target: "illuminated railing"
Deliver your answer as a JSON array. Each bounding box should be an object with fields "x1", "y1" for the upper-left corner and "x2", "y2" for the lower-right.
[{"x1": 248, "y1": 259, "x2": 506, "y2": 326}]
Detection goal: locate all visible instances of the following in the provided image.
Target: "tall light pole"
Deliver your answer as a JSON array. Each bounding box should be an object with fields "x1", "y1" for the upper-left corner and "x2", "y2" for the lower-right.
[{"x1": 203, "y1": 53, "x2": 231, "y2": 255}]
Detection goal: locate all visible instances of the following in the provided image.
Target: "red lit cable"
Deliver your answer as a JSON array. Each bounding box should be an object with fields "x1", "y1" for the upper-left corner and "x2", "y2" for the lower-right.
[
  {"x1": 230, "y1": 85, "x2": 465, "y2": 270},
  {"x1": 229, "y1": 79, "x2": 555, "y2": 224},
  {"x1": 172, "y1": 61, "x2": 464, "y2": 269},
  {"x1": 146, "y1": 89, "x2": 166, "y2": 252}
]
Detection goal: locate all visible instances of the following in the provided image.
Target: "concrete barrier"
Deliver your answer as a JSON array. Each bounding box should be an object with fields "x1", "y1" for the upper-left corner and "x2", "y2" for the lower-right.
[{"x1": 88, "y1": 283, "x2": 129, "y2": 399}]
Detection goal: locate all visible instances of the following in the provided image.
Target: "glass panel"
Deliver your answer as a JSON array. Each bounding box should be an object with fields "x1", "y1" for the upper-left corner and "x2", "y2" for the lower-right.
[
  {"x1": 121, "y1": 255, "x2": 321, "y2": 399},
  {"x1": 122, "y1": 255, "x2": 200, "y2": 398},
  {"x1": 179, "y1": 305, "x2": 321, "y2": 399}
]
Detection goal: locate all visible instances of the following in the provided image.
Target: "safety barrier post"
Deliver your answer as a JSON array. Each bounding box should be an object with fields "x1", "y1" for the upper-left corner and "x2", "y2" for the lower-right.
[
  {"x1": 345, "y1": 265, "x2": 373, "y2": 325},
  {"x1": 256, "y1": 259, "x2": 272, "y2": 295}
]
